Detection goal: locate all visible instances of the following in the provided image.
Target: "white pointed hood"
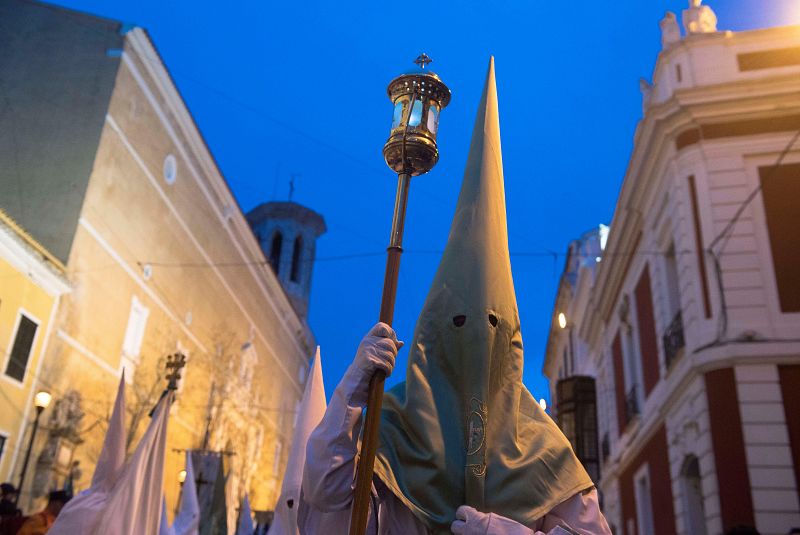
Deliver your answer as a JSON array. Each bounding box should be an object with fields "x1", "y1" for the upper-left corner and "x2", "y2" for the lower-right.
[
  {"x1": 93, "y1": 392, "x2": 173, "y2": 534},
  {"x1": 173, "y1": 452, "x2": 200, "y2": 535},
  {"x1": 49, "y1": 374, "x2": 129, "y2": 535},
  {"x1": 93, "y1": 373, "x2": 127, "y2": 490},
  {"x1": 374, "y1": 57, "x2": 593, "y2": 534},
  {"x1": 236, "y1": 494, "x2": 254, "y2": 535},
  {"x1": 268, "y1": 347, "x2": 326, "y2": 535}
]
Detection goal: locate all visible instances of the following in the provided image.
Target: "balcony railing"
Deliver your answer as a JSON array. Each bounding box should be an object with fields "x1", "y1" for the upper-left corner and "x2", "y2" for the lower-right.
[
  {"x1": 662, "y1": 310, "x2": 686, "y2": 369},
  {"x1": 625, "y1": 384, "x2": 640, "y2": 423}
]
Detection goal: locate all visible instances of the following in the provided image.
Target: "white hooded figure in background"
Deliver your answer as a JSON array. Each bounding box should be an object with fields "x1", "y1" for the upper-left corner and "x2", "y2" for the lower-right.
[
  {"x1": 267, "y1": 347, "x2": 327, "y2": 534},
  {"x1": 160, "y1": 453, "x2": 200, "y2": 535},
  {"x1": 51, "y1": 375, "x2": 172, "y2": 535}
]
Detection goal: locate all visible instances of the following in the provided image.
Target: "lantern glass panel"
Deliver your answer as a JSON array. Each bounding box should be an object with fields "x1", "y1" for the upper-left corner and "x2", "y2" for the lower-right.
[
  {"x1": 427, "y1": 105, "x2": 439, "y2": 134},
  {"x1": 408, "y1": 99, "x2": 423, "y2": 127},
  {"x1": 391, "y1": 101, "x2": 404, "y2": 129}
]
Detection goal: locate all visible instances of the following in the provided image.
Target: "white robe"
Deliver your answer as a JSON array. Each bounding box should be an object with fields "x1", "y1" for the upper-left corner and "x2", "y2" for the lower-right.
[{"x1": 299, "y1": 369, "x2": 612, "y2": 535}]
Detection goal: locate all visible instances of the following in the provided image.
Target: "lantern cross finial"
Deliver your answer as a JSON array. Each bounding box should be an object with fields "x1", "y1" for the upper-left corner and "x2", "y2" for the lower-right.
[{"x1": 414, "y1": 53, "x2": 433, "y2": 70}]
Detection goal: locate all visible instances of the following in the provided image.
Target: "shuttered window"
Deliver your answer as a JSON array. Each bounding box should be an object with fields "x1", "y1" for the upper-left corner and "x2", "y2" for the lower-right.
[
  {"x1": 4, "y1": 314, "x2": 38, "y2": 382},
  {"x1": 760, "y1": 163, "x2": 800, "y2": 312},
  {"x1": 635, "y1": 266, "x2": 661, "y2": 397}
]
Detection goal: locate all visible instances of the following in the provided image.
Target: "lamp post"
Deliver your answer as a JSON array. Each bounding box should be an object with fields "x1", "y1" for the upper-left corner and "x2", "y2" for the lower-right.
[
  {"x1": 16, "y1": 391, "x2": 51, "y2": 505},
  {"x1": 349, "y1": 53, "x2": 451, "y2": 535}
]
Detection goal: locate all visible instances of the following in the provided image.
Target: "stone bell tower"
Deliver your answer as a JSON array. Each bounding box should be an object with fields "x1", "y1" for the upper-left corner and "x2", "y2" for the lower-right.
[{"x1": 246, "y1": 201, "x2": 326, "y2": 320}]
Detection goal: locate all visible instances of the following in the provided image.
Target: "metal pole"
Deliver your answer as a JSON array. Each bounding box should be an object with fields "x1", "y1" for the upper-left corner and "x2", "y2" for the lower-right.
[
  {"x1": 16, "y1": 407, "x2": 43, "y2": 506},
  {"x1": 349, "y1": 172, "x2": 411, "y2": 535}
]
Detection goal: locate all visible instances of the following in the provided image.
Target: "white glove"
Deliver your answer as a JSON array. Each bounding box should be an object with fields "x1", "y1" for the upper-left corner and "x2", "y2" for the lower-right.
[
  {"x1": 451, "y1": 506, "x2": 535, "y2": 535},
  {"x1": 345, "y1": 323, "x2": 403, "y2": 405}
]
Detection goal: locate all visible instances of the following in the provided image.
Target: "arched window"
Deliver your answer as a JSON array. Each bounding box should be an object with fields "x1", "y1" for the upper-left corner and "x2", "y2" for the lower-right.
[
  {"x1": 680, "y1": 455, "x2": 707, "y2": 535},
  {"x1": 290, "y1": 236, "x2": 303, "y2": 283},
  {"x1": 270, "y1": 231, "x2": 283, "y2": 275}
]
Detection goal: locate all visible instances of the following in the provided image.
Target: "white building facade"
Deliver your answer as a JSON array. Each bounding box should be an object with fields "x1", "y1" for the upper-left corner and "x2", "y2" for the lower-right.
[{"x1": 544, "y1": 3, "x2": 800, "y2": 535}]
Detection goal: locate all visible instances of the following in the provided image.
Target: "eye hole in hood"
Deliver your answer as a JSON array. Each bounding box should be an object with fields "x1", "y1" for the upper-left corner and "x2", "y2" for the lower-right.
[
  {"x1": 488, "y1": 313, "x2": 498, "y2": 327},
  {"x1": 453, "y1": 315, "x2": 466, "y2": 327}
]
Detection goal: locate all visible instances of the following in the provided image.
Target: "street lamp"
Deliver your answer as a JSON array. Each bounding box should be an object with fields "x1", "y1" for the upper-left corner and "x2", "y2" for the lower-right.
[
  {"x1": 16, "y1": 391, "x2": 51, "y2": 504},
  {"x1": 174, "y1": 469, "x2": 188, "y2": 517},
  {"x1": 349, "y1": 54, "x2": 451, "y2": 535}
]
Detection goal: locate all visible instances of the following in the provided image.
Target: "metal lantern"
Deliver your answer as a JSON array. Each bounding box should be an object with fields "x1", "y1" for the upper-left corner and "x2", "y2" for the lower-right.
[{"x1": 383, "y1": 53, "x2": 451, "y2": 176}]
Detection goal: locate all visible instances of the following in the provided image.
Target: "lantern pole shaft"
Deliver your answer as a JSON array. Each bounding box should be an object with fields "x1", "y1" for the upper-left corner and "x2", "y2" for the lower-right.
[{"x1": 349, "y1": 172, "x2": 410, "y2": 535}]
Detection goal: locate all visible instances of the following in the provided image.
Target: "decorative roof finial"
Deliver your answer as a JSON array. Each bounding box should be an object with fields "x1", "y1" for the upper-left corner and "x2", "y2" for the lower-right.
[
  {"x1": 414, "y1": 53, "x2": 433, "y2": 70},
  {"x1": 683, "y1": 0, "x2": 718, "y2": 34},
  {"x1": 660, "y1": 12, "x2": 681, "y2": 49}
]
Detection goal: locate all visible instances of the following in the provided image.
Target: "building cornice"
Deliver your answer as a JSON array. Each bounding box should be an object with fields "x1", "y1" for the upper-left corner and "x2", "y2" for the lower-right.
[{"x1": 0, "y1": 210, "x2": 70, "y2": 296}]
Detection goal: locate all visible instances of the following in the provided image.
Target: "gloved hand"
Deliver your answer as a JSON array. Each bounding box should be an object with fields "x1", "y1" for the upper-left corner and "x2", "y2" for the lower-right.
[
  {"x1": 451, "y1": 506, "x2": 535, "y2": 535},
  {"x1": 345, "y1": 322, "x2": 403, "y2": 405}
]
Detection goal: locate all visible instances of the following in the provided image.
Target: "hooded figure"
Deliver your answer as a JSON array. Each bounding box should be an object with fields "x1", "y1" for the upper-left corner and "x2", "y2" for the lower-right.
[
  {"x1": 372, "y1": 57, "x2": 593, "y2": 533},
  {"x1": 269, "y1": 347, "x2": 327, "y2": 535},
  {"x1": 301, "y1": 58, "x2": 608, "y2": 535}
]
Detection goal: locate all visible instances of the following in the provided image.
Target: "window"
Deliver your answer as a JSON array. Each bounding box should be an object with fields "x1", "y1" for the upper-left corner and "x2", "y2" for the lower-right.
[
  {"x1": 0, "y1": 433, "x2": 7, "y2": 462},
  {"x1": 122, "y1": 297, "x2": 149, "y2": 359},
  {"x1": 427, "y1": 105, "x2": 439, "y2": 133},
  {"x1": 760, "y1": 163, "x2": 800, "y2": 312},
  {"x1": 270, "y1": 231, "x2": 283, "y2": 275},
  {"x1": 391, "y1": 101, "x2": 404, "y2": 129},
  {"x1": 619, "y1": 295, "x2": 644, "y2": 420},
  {"x1": 663, "y1": 244, "x2": 681, "y2": 319},
  {"x1": 121, "y1": 296, "x2": 149, "y2": 382},
  {"x1": 634, "y1": 266, "x2": 661, "y2": 396},
  {"x1": 675, "y1": 64, "x2": 683, "y2": 83},
  {"x1": 290, "y1": 235, "x2": 303, "y2": 283},
  {"x1": 635, "y1": 466, "x2": 655, "y2": 535},
  {"x1": 4, "y1": 313, "x2": 39, "y2": 382},
  {"x1": 687, "y1": 176, "x2": 712, "y2": 318},
  {"x1": 239, "y1": 342, "x2": 256, "y2": 390},
  {"x1": 556, "y1": 377, "x2": 600, "y2": 482},
  {"x1": 662, "y1": 244, "x2": 686, "y2": 369},
  {"x1": 680, "y1": 455, "x2": 708, "y2": 535},
  {"x1": 408, "y1": 100, "x2": 423, "y2": 127}
]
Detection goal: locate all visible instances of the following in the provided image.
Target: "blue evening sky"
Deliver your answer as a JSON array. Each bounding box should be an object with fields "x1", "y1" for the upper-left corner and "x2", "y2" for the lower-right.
[{"x1": 52, "y1": 0, "x2": 800, "y2": 401}]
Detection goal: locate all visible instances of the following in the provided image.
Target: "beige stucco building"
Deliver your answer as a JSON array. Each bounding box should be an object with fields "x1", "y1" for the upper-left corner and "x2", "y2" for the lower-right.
[
  {"x1": 0, "y1": 0, "x2": 324, "y2": 528},
  {"x1": 544, "y1": 3, "x2": 800, "y2": 535}
]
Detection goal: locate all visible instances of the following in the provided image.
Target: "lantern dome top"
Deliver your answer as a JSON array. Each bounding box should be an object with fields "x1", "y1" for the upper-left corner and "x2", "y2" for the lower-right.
[{"x1": 386, "y1": 54, "x2": 451, "y2": 108}]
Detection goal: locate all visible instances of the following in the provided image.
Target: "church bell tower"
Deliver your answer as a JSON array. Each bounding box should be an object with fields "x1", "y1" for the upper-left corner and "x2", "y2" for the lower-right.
[{"x1": 246, "y1": 201, "x2": 326, "y2": 320}]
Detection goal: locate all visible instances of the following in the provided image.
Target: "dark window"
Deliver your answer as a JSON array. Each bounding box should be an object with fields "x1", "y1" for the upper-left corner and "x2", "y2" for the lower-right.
[
  {"x1": 676, "y1": 64, "x2": 683, "y2": 83},
  {"x1": 290, "y1": 236, "x2": 303, "y2": 283},
  {"x1": 0, "y1": 434, "x2": 6, "y2": 460},
  {"x1": 688, "y1": 176, "x2": 712, "y2": 318},
  {"x1": 5, "y1": 314, "x2": 38, "y2": 382},
  {"x1": 269, "y1": 232, "x2": 283, "y2": 275},
  {"x1": 556, "y1": 376, "x2": 600, "y2": 481},
  {"x1": 760, "y1": 163, "x2": 800, "y2": 312},
  {"x1": 635, "y1": 266, "x2": 660, "y2": 397}
]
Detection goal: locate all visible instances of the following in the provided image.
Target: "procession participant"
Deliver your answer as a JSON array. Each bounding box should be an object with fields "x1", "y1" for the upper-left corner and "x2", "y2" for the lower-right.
[
  {"x1": 17, "y1": 490, "x2": 71, "y2": 535},
  {"x1": 301, "y1": 58, "x2": 611, "y2": 535}
]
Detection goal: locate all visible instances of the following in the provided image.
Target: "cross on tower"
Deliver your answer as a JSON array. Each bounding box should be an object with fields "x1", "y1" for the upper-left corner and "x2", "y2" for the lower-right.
[{"x1": 414, "y1": 53, "x2": 432, "y2": 70}]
